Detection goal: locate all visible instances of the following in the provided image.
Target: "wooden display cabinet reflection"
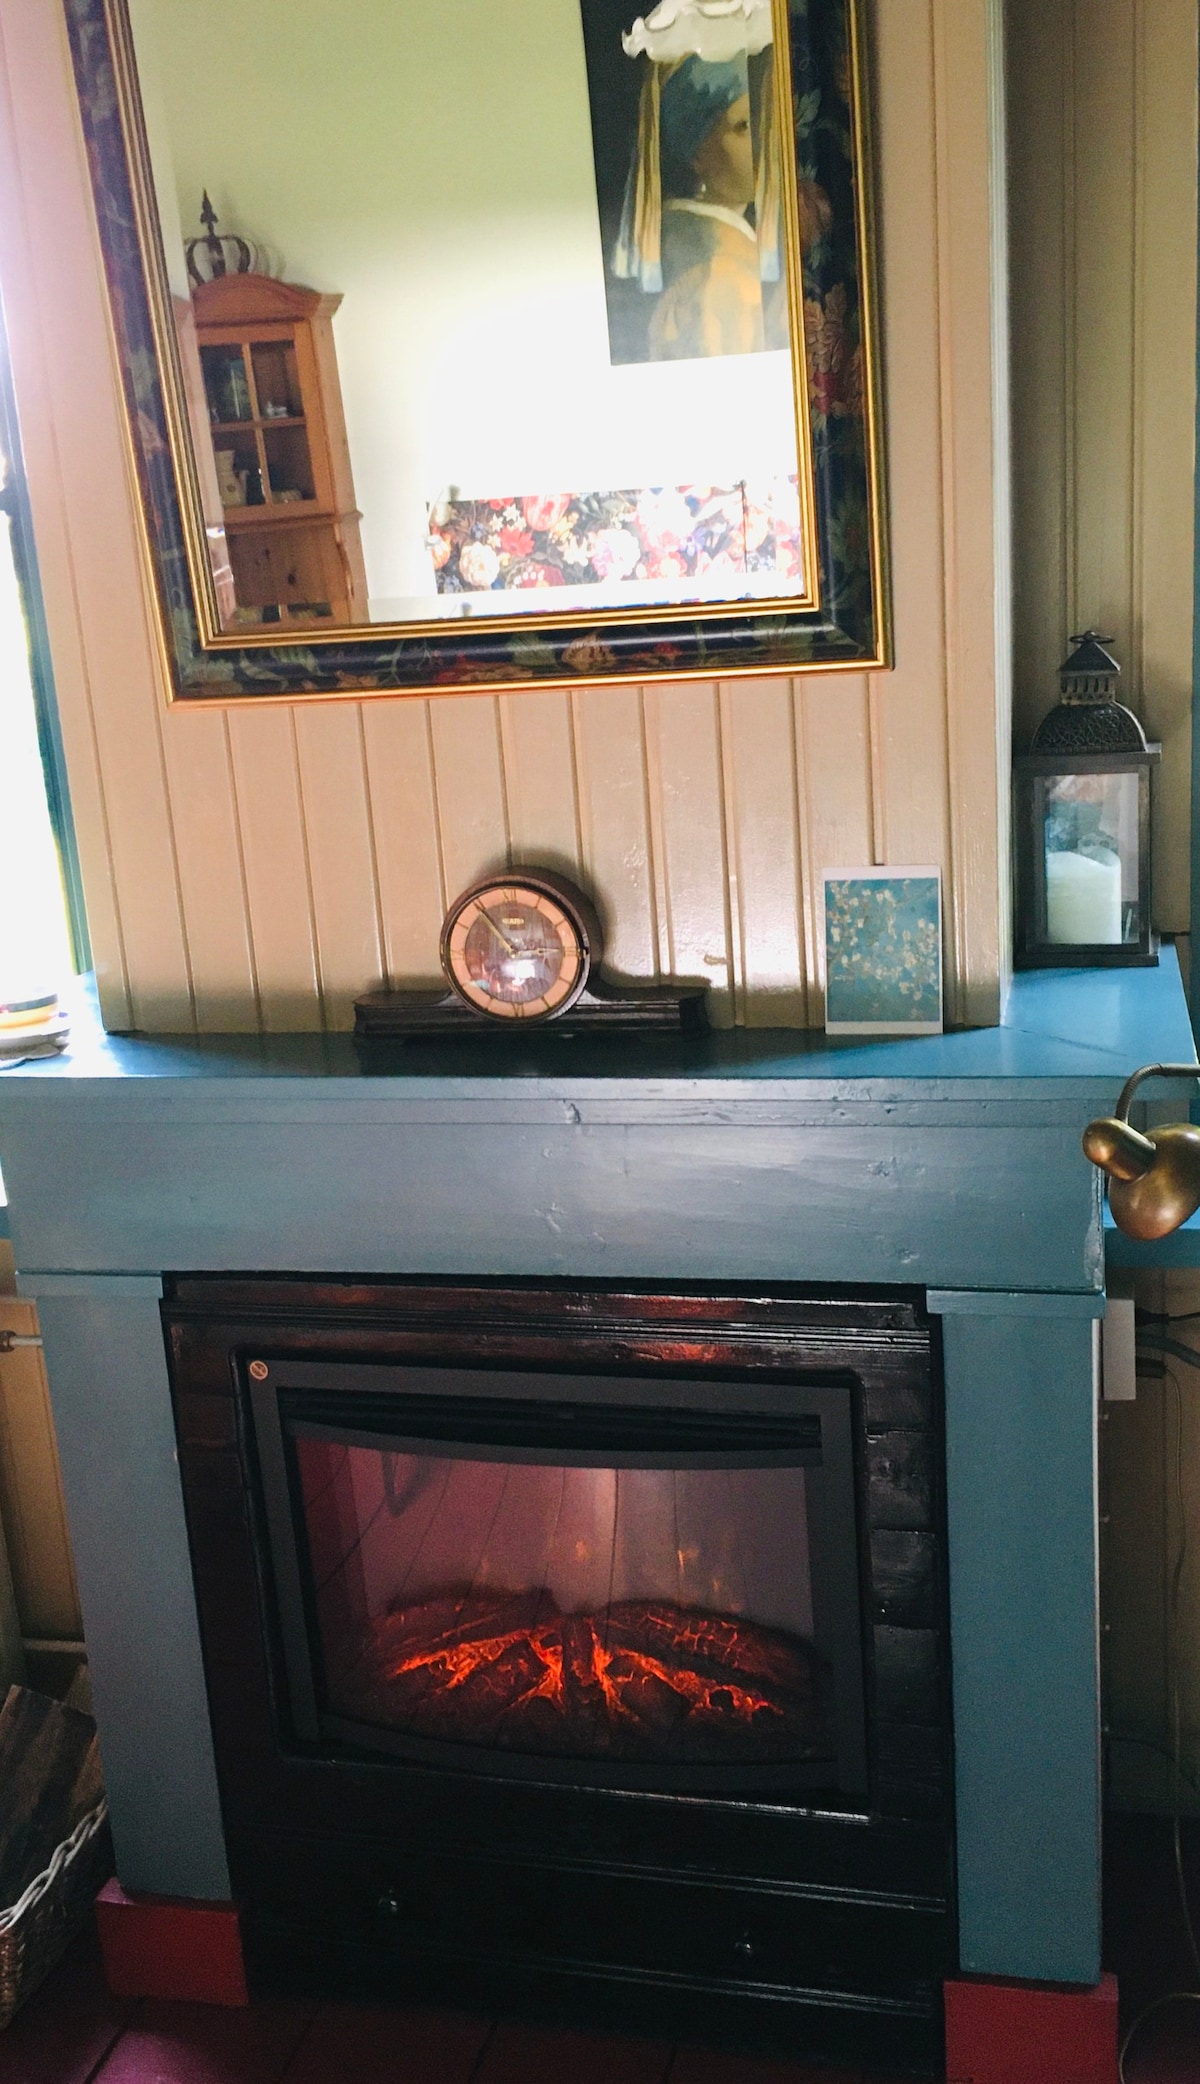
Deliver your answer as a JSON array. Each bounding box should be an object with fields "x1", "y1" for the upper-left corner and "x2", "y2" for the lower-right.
[{"x1": 192, "y1": 274, "x2": 368, "y2": 626}]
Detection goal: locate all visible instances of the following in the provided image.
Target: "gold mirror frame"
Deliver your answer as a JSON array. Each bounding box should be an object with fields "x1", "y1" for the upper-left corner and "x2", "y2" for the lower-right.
[{"x1": 65, "y1": 0, "x2": 888, "y2": 701}]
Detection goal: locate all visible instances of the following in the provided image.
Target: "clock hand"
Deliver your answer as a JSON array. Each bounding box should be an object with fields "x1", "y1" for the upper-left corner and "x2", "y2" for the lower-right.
[{"x1": 479, "y1": 910, "x2": 520, "y2": 958}]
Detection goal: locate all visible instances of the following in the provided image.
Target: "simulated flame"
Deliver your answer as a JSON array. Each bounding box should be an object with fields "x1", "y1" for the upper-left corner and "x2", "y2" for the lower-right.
[{"x1": 338, "y1": 1588, "x2": 828, "y2": 1764}]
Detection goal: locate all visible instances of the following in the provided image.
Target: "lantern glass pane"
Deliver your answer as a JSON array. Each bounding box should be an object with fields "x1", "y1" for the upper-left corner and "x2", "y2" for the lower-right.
[{"x1": 1037, "y1": 769, "x2": 1139, "y2": 945}]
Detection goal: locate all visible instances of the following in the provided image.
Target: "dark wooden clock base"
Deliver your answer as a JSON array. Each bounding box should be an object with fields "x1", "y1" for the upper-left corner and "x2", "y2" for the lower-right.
[{"x1": 354, "y1": 982, "x2": 708, "y2": 1038}]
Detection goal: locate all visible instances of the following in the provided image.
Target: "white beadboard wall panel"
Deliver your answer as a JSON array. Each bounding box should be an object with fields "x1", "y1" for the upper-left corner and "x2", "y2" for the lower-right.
[
  {"x1": 497, "y1": 691, "x2": 582, "y2": 879},
  {"x1": 572, "y1": 683, "x2": 659, "y2": 984},
  {"x1": 866, "y1": 0, "x2": 955, "y2": 1002},
  {"x1": 226, "y1": 706, "x2": 321, "y2": 1031},
  {"x1": 933, "y1": 0, "x2": 1011, "y2": 1023},
  {"x1": 1132, "y1": 2, "x2": 1197, "y2": 933},
  {"x1": 293, "y1": 703, "x2": 385, "y2": 1025},
  {"x1": 719, "y1": 677, "x2": 807, "y2": 1029},
  {"x1": 1072, "y1": 7, "x2": 1137, "y2": 646},
  {"x1": 0, "y1": 5, "x2": 131, "y2": 1027},
  {"x1": 1008, "y1": 0, "x2": 1197, "y2": 935},
  {"x1": 1007, "y1": 0, "x2": 1072, "y2": 747},
  {"x1": 0, "y1": 0, "x2": 1013, "y2": 1032},
  {"x1": 796, "y1": 674, "x2": 874, "y2": 1021},
  {"x1": 0, "y1": 0, "x2": 193, "y2": 1031},
  {"x1": 162, "y1": 711, "x2": 259, "y2": 1031},
  {"x1": 644, "y1": 682, "x2": 734, "y2": 1024},
  {"x1": 428, "y1": 695, "x2": 510, "y2": 903},
  {"x1": 361, "y1": 698, "x2": 446, "y2": 988}
]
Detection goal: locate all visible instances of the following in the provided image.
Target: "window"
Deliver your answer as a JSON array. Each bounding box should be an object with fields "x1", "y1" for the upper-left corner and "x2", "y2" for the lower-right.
[{"x1": 0, "y1": 303, "x2": 86, "y2": 1034}]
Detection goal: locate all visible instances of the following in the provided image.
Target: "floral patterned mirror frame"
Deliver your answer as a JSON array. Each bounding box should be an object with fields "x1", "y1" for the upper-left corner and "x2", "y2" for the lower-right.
[{"x1": 64, "y1": 0, "x2": 888, "y2": 702}]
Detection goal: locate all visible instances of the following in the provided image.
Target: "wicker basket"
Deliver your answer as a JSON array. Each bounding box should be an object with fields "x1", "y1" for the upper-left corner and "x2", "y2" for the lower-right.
[{"x1": 0, "y1": 1800, "x2": 111, "y2": 2028}]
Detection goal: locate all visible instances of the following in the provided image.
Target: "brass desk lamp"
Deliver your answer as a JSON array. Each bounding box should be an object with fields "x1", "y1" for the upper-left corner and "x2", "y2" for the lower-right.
[{"x1": 1083, "y1": 1063, "x2": 1200, "y2": 1239}]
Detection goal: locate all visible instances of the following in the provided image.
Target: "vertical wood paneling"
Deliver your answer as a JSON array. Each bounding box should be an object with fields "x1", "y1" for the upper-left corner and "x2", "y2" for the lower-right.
[
  {"x1": 644, "y1": 683, "x2": 733, "y2": 1023},
  {"x1": 796, "y1": 674, "x2": 874, "y2": 1018},
  {"x1": 1007, "y1": 0, "x2": 1072, "y2": 748},
  {"x1": 1132, "y1": 0, "x2": 1197, "y2": 932},
  {"x1": 1102, "y1": 1268, "x2": 1200, "y2": 1815},
  {"x1": 0, "y1": 10, "x2": 130, "y2": 1025},
  {"x1": 293, "y1": 703, "x2": 385, "y2": 1023},
  {"x1": 0, "y1": 0, "x2": 1018, "y2": 1037},
  {"x1": 572, "y1": 684, "x2": 658, "y2": 983},
  {"x1": 362, "y1": 698, "x2": 446, "y2": 987},
  {"x1": 1005, "y1": 1, "x2": 1199, "y2": 1812},
  {"x1": 0, "y1": 1298, "x2": 81, "y2": 1640},
  {"x1": 1009, "y1": 0, "x2": 1196, "y2": 937},
  {"x1": 866, "y1": 0, "x2": 954, "y2": 992},
  {"x1": 226, "y1": 706, "x2": 321, "y2": 1030},
  {"x1": 931, "y1": 0, "x2": 1009, "y2": 1023},
  {"x1": 161, "y1": 711, "x2": 259, "y2": 1030},
  {"x1": 0, "y1": 0, "x2": 193, "y2": 1028},
  {"x1": 497, "y1": 691, "x2": 581, "y2": 877},
  {"x1": 718, "y1": 678, "x2": 805, "y2": 1027},
  {"x1": 1071, "y1": 5, "x2": 1136, "y2": 649},
  {"x1": 428, "y1": 694, "x2": 510, "y2": 901}
]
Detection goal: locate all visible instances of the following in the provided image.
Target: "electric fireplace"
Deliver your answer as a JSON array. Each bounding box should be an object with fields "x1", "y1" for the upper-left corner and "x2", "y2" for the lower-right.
[
  {"x1": 253, "y1": 1361, "x2": 865, "y2": 1794},
  {"x1": 165, "y1": 1275, "x2": 951, "y2": 2075}
]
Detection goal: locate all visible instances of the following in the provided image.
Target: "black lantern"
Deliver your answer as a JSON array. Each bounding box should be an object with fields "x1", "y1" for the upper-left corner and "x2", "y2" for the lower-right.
[{"x1": 1014, "y1": 632, "x2": 1159, "y2": 968}]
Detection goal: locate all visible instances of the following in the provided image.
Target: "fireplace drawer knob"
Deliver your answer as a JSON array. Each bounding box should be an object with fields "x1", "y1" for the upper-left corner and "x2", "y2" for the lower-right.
[
  {"x1": 734, "y1": 1933, "x2": 756, "y2": 1961},
  {"x1": 377, "y1": 1890, "x2": 402, "y2": 1919}
]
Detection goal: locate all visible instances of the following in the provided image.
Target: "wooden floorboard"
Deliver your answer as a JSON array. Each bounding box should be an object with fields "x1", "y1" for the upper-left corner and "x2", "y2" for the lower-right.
[
  {"x1": 667, "y1": 2051, "x2": 864, "y2": 2084},
  {"x1": 91, "y1": 1994, "x2": 318, "y2": 2084},
  {"x1": 0, "y1": 1930, "x2": 920, "y2": 2084},
  {"x1": 0, "y1": 1931, "x2": 129, "y2": 2084},
  {"x1": 472, "y1": 2019, "x2": 674, "y2": 2083},
  {"x1": 277, "y1": 2001, "x2": 494, "y2": 2084}
]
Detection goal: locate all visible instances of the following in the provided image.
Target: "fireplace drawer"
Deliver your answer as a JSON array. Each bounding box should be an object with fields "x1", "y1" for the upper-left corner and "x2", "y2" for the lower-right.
[{"x1": 236, "y1": 1830, "x2": 949, "y2": 2000}]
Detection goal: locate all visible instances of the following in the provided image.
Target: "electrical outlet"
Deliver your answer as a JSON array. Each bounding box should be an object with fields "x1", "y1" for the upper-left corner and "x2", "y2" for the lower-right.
[{"x1": 1101, "y1": 1295, "x2": 1137, "y2": 1401}]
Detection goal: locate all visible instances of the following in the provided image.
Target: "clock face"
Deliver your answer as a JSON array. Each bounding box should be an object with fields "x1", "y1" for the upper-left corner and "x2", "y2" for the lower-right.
[{"x1": 441, "y1": 877, "x2": 592, "y2": 1022}]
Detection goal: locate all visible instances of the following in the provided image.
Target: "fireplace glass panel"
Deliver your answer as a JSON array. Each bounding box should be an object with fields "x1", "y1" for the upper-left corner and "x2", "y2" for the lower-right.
[{"x1": 290, "y1": 1426, "x2": 831, "y2": 1771}]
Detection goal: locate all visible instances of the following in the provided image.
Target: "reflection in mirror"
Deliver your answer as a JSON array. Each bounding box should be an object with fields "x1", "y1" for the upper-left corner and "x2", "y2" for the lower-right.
[{"x1": 126, "y1": 0, "x2": 813, "y2": 634}]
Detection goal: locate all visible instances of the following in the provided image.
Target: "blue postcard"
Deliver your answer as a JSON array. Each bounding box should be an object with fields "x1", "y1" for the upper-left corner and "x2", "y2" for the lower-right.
[{"x1": 822, "y1": 869, "x2": 943, "y2": 1034}]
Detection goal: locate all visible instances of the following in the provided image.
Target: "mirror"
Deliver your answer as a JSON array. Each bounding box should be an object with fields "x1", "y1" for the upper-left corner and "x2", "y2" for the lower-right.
[{"x1": 66, "y1": 0, "x2": 886, "y2": 700}]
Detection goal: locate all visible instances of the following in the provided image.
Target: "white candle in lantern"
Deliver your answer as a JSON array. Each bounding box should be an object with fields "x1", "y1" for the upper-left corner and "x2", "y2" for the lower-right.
[{"x1": 1045, "y1": 848, "x2": 1123, "y2": 945}]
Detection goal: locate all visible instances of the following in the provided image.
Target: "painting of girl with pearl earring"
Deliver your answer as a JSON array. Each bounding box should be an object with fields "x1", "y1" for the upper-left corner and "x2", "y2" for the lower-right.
[{"x1": 581, "y1": 0, "x2": 829, "y2": 367}]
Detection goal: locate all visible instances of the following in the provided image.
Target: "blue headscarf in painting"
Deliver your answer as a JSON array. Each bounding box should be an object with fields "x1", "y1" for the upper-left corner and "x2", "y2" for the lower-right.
[
  {"x1": 613, "y1": 49, "x2": 778, "y2": 294},
  {"x1": 659, "y1": 55, "x2": 749, "y2": 193}
]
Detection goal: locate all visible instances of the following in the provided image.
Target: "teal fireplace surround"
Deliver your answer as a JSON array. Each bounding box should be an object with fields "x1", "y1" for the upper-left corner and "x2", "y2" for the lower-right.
[{"x1": 0, "y1": 952, "x2": 1194, "y2": 1993}]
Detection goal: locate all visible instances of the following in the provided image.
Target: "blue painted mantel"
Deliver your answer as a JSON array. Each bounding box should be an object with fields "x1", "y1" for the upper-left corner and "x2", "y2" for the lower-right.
[{"x1": 0, "y1": 954, "x2": 1194, "y2": 1993}]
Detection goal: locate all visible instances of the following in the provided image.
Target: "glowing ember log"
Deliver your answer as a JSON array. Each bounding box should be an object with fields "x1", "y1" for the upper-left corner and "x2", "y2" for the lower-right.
[{"x1": 333, "y1": 1588, "x2": 830, "y2": 1763}]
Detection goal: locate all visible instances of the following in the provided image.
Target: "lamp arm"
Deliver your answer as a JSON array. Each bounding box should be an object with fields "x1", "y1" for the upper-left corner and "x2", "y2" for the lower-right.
[{"x1": 1113, "y1": 1062, "x2": 1200, "y2": 1121}]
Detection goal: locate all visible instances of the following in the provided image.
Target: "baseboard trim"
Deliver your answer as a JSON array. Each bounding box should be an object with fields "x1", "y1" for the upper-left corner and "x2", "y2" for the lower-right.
[
  {"x1": 95, "y1": 1880, "x2": 248, "y2": 2005},
  {"x1": 945, "y1": 1973, "x2": 1118, "y2": 2084}
]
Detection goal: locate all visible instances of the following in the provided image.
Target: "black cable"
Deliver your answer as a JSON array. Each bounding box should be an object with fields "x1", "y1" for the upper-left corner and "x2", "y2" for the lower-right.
[{"x1": 1137, "y1": 1333, "x2": 1200, "y2": 1371}]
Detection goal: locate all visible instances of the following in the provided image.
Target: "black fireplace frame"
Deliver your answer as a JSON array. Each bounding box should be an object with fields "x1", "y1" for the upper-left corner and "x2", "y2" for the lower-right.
[
  {"x1": 250, "y1": 1359, "x2": 869, "y2": 1797},
  {"x1": 163, "y1": 1275, "x2": 954, "y2": 2076}
]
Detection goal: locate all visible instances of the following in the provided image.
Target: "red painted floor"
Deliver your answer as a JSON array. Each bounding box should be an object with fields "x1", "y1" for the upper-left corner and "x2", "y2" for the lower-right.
[
  {"x1": 0, "y1": 1936, "x2": 1195, "y2": 2082},
  {"x1": 0, "y1": 1927, "x2": 910, "y2": 2084},
  {"x1": 3, "y1": 1814, "x2": 1200, "y2": 2084}
]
